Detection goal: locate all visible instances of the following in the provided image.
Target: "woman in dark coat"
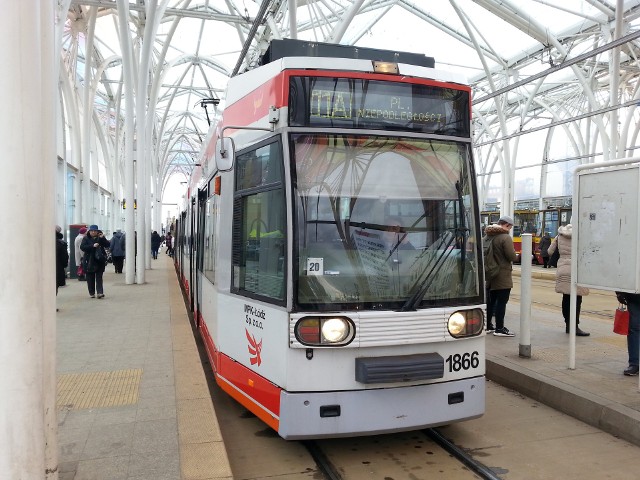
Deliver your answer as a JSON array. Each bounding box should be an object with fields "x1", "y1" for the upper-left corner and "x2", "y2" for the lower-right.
[
  {"x1": 80, "y1": 224, "x2": 110, "y2": 298},
  {"x1": 56, "y1": 231, "x2": 69, "y2": 294},
  {"x1": 151, "y1": 231, "x2": 162, "y2": 259},
  {"x1": 538, "y1": 232, "x2": 552, "y2": 268}
]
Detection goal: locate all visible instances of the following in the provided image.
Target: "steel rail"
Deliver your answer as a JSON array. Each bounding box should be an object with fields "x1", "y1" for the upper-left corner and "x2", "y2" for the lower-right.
[
  {"x1": 301, "y1": 441, "x2": 343, "y2": 480},
  {"x1": 425, "y1": 428, "x2": 504, "y2": 480}
]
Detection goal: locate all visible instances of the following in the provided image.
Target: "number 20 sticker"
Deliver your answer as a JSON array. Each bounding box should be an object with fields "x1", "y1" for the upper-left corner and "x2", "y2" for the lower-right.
[{"x1": 306, "y1": 258, "x2": 324, "y2": 276}]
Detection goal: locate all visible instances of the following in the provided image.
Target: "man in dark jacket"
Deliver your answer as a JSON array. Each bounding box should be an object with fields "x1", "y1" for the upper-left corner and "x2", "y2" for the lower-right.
[
  {"x1": 151, "y1": 231, "x2": 162, "y2": 259},
  {"x1": 110, "y1": 229, "x2": 125, "y2": 273},
  {"x1": 483, "y1": 215, "x2": 518, "y2": 337}
]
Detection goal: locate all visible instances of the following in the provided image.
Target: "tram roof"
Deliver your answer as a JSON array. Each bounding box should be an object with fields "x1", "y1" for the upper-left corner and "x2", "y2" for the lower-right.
[{"x1": 61, "y1": 1, "x2": 640, "y2": 213}]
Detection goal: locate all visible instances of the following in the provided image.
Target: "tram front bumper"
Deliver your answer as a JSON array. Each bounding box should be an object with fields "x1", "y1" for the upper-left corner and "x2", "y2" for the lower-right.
[{"x1": 277, "y1": 376, "x2": 485, "y2": 440}]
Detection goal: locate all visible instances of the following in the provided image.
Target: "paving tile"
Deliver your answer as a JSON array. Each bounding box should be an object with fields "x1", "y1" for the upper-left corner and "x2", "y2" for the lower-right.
[
  {"x1": 132, "y1": 418, "x2": 179, "y2": 455},
  {"x1": 127, "y1": 451, "x2": 180, "y2": 478},
  {"x1": 74, "y1": 455, "x2": 129, "y2": 480},
  {"x1": 81, "y1": 423, "x2": 135, "y2": 460}
]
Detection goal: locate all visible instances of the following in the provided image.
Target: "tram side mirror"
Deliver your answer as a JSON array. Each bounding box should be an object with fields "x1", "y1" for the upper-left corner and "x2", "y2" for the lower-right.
[{"x1": 215, "y1": 137, "x2": 235, "y2": 172}]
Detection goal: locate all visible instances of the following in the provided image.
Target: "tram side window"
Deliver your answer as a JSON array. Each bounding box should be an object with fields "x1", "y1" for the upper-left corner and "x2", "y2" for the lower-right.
[
  {"x1": 203, "y1": 193, "x2": 217, "y2": 283},
  {"x1": 232, "y1": 141, "x2": 286, "y2": 302}
]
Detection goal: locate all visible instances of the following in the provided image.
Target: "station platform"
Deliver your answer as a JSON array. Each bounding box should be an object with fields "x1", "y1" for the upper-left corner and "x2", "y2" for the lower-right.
[
  {"x1": 55, "y1": 259, "x2": 640, "y2": 479},
  {"x1": 55, "y1": 256, "x2": 232, "y2": 480},
  {"x1": 489, "y1": 265, "x2": 640, "y2": 448}
]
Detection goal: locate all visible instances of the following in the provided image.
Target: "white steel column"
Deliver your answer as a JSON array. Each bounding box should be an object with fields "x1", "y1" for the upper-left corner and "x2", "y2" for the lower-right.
[
  {"x1": 42, "y1": 2, "x2": 58, "y2": 476},
  {"x1": 137, "y1": 0, "x2": 167, "y2": 275},
  {"x1": 326, "y1": 0, "x2": 365, "y2": 43},
  {"x1": 288, "y1": 0, "x2": 297, "y2": 38},
  {"x1": 81, "y1": 8, "x2": 97, "y2": 223},
  {"x1": 519, "y1": 234, "x2": 532, "y2": 358},
  {"x1": 610, "y1": 0, "x2": 623, "y2": 158},
  {"x1": 0, "y1": 1, "x2": 56, "y2": 478},
  {"x1": 135, "y1": 0, "x2": 156, "y2": 282},
  {"x1": 117, "y1": 0, "x2": 137, "y2": 285}
]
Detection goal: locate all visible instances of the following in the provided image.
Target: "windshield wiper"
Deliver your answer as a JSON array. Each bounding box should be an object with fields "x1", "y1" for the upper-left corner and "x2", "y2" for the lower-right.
[{"x1": 400, "y1": 230, "x2": 457, "y2": 311}]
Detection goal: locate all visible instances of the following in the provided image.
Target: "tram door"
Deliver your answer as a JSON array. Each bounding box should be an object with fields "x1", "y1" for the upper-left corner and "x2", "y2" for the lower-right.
[
  {"x1": 179, "y1": 212, "x2": 187, "y2": 282},
  {"x1": 189, "y1": 197, "x2": 196, "y2": 313},
  {"x1": 195, "y1": 188, "x2": 207, "y2": 325},
  {"x1": 541, "y1": 207, "x2": 571, "y2": 238}
]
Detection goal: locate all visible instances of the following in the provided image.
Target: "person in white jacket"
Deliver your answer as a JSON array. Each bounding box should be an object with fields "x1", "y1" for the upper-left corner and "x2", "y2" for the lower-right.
[{"x1": 74, "y1": 227, "x2": 88, "y2": 280}]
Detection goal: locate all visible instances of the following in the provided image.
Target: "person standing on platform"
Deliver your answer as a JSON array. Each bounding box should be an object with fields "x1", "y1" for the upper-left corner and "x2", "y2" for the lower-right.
[
  {"x1": 151, "y1": 230, "x2": 162, "y2": 259},
  {"x1": 547, "y1": 223, "x2": 590, "y2": 336},
  {"x1": 110, "y1": 229, "x2": 125, "y2": 273},
  {"x1": 483, "y1": 215, "x2": 518, "y2": 337},
  {"x1": 616, "y1": 292, "x2": 640, "y2": 376},
  {"x1": 74, "y1": 227, "x2": 87, "y2": 280},
  {"x1": 81, "y1": 225, "x2": 110, "y2": 298},
  {"x1": 539, "y1": 231, "x2": 552, "y2": 268},
  {"x1": 165, "y1": 232, "x2": 173, "y2": 257},
  {"x1": 56, "y1": 228, "x2": 69, "y2": 296}
]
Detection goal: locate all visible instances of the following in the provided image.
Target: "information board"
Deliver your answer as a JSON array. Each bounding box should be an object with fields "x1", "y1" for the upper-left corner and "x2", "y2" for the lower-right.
[{"x1": 576, "y1": 164, "x2": 640, "y2": 292}]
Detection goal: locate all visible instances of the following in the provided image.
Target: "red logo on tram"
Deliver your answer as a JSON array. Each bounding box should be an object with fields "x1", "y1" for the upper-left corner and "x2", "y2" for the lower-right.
[{"x1": 246, "y1": 329, "x2": 263, "y2": 366}]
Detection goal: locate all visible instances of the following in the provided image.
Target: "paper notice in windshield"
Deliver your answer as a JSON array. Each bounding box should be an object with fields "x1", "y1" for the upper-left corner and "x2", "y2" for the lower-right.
[{"x1": 352, "y1": 230, "x2": 391, "y2": 294}]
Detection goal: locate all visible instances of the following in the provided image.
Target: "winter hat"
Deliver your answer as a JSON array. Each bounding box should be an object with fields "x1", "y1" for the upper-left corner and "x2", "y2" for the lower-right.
[
  {"x1": 498, "y1": 215, "x2": 514, "y2": 225},
  {"x1": 88, "y1": 225, "x2": 99, "y2": 231},
  {"x1": 55, "y1": 225, "x2": 62, "y2": 233},
  {"x1": 79, "y1": 227, "x2": 88, "y2": 234}
]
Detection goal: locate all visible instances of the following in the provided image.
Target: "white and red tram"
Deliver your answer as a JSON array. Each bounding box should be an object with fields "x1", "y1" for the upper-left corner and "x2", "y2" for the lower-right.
[{"x1": 176, "y1": 39, "x2": 486, "y2": 439}]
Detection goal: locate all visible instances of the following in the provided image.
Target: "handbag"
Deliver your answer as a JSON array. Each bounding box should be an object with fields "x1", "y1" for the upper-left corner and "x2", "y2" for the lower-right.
[
  {"x1": 77, "y1": 264, "x2": 84, "y2": 276},
  {"x1": 613, "y1": 304, "x2": 630, "y2": 335},
  {"x1": 548, "y1": 245, "x2": 560, "y2": 268},
  {"x1": 94, "y1": 248, "x2": 105, "y2": 264}
]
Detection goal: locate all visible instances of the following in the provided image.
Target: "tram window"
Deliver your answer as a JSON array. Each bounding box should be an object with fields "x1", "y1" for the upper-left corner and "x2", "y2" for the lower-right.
[
  {"x1": 203, "y1": 194, "x2": 217, "y2": 283},
  {"x1": 232, "y1": 141, "x2": 286, "y2": 302}
]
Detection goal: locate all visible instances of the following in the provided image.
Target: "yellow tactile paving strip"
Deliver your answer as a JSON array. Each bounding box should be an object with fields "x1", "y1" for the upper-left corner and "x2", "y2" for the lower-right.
[{"x1": 56, "y1": 369, "x2": 143, "y2": 409}]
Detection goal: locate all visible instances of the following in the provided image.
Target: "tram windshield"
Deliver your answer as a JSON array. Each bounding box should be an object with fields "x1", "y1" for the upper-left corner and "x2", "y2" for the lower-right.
[{"x1": 292, "y1": 134, "x2": 481, "y2": 311}]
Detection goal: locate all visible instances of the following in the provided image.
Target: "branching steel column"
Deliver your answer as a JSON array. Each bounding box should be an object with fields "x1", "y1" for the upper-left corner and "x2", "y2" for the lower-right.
[
  {"x1": 147, "y1": 1, "x2": 191, "y2": 235},
  {"x1": 452, "y1": 0, "x2": 514, "y2": 219},
  {"x1": 326, "y1": 0, "x2": 365, "y2": 43},
  {"x1": 136, "y1": 0, "x2": 163, "y2": 280}
]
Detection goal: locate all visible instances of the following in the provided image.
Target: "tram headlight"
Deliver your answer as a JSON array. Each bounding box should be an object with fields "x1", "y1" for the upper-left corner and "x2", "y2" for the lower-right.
[
  {"x1": 447, "y1": 309, "x2": 484, "y2": 338},
  {"x1": 295, "y1": 317, "x2": 355, "y2": 346}
]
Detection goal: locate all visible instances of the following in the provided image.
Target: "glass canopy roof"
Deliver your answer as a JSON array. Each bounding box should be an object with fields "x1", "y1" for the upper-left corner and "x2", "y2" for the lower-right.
[{"x1": 60, "y1": 0, "x2": 640, "y2": 212}]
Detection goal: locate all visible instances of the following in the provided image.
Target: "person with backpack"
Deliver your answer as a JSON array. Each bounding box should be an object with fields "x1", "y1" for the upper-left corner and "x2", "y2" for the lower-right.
[{"x1": 482, "y1": 215, "x2": 518, "y2": 337}]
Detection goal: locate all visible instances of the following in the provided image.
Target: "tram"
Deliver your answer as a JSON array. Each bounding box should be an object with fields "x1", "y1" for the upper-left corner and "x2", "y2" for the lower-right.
[
  {"x1": 539, "y1": 206, "x2": 572, "y2": 238},
  {"x1": 481, "y1": 208, "x2": 540, "y2": 263},
  {"x1": 175, "y1": 39, "x2": 485, "y2": 439},
  {"x1": 480, "y1": 203, "x2": 572, "y2": 264}
]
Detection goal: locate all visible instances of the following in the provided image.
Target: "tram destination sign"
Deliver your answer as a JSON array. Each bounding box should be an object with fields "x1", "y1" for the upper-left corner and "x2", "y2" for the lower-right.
[{"x1": 289, "y1": 76, "x2": 470, "y2": 137}]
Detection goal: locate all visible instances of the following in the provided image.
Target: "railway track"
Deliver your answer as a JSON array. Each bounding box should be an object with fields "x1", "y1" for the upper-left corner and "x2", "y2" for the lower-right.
[
  {"x1": 302, "y1": 428, "x2": 503, "y2": 480},
  {"x1": 510, "y1": 275, "x2": 616, "y2": 319}
]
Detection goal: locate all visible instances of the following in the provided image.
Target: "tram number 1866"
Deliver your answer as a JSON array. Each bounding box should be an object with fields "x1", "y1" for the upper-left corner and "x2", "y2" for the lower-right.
[{"x1": 445, "y1": 351, "x2": 480, "y2": 372}]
